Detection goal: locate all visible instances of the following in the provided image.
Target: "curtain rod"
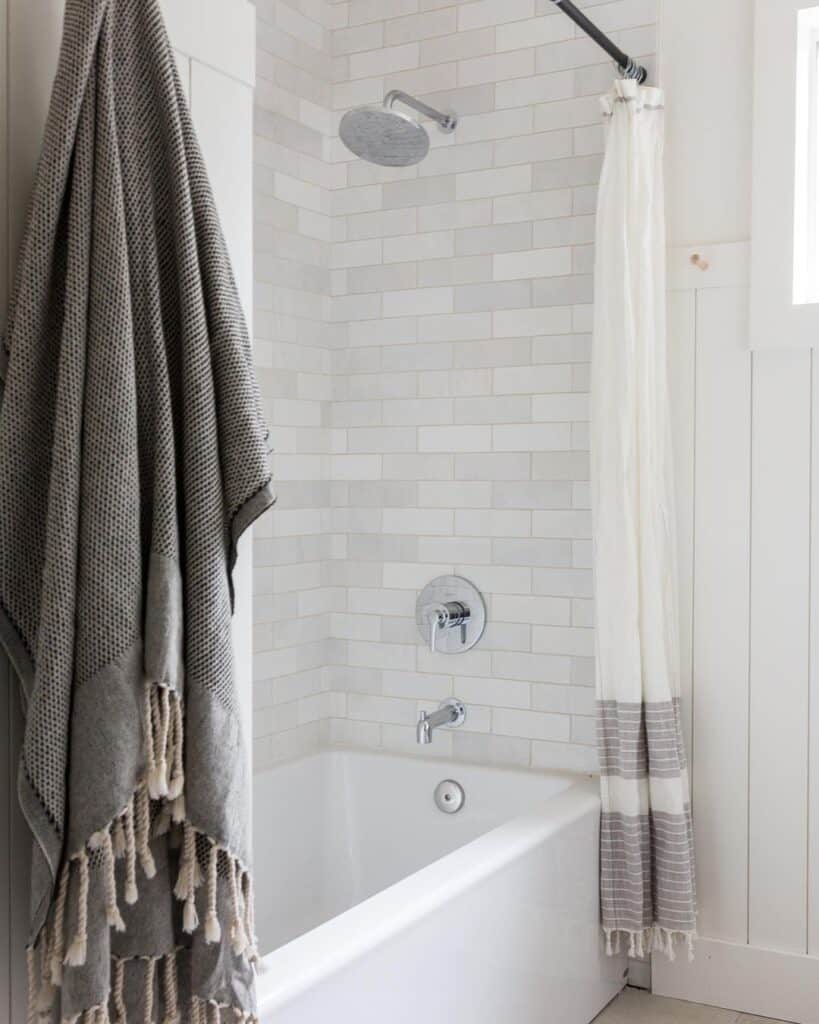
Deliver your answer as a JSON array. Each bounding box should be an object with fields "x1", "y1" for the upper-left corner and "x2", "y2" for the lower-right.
[{"x1": 549, "y1": 0, "x2": 648, "y2": 84}]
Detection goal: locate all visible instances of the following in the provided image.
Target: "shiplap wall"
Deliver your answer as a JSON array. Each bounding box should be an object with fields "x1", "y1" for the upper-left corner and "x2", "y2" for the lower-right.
[
  {"x1": 654, "y1": 2, "x2": 819, "y2": 1017},
  {"x1": 0, "y1": 4, "x2": 257, "y2": 1018}
]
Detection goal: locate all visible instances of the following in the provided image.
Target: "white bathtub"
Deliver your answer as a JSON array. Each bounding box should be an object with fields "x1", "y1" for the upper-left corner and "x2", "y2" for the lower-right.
[{"x1": 253, "y1": 749, "x2": 625, "y2": 1024}]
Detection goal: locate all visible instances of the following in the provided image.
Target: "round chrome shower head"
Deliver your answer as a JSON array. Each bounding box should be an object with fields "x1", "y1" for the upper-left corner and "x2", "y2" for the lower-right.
[{"x1": 339, "y1": 105, "x2": 430, "y2": 167}]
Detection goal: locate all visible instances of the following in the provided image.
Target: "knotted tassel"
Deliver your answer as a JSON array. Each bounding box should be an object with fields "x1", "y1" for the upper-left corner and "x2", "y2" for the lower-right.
[
  {"x1": 190, "y1": 999, "x2": 203, "y2": 1024},
  {"x1": 103, "y1": 831, "x2": 126, "y2": 932},
  {"x1": 51, "y1": 861, "x2": 70, "y2": 984},
  {"x1": 152, "y1": 688, "x2": 171, "y2": 800},
  {"x1": 35, "y1": 932, "x2": 56, "y2": 1013},
  {"x1": 204, "y1": 843, "x2": 221, "y2": 944},
  {"x1": 124, "y1": 799, "x2": 139, "y2": 905},
  {"x1": 162, "y1": 951, "x2": 179, "y2": 1024},
  {"x1": 113, "y1": 957, "x2": 127, "y2": 1024},
  {"x1": 135, "y1": 787, "x2": 156, "y2": 880},
  {"x1": 112, "y1": 816, "x2": 127, "y2": 859},
  {"x1": 167, "y1": 696, "x2": 184, "y2": 801},
  {"x1": 64, "y1": 850, "x2": 89, "y2": 967},
  {"x1": 143, "y1": 959, "x2": 155, "y2": 1024},
  {"x1": 144, "y1": 687, "x2": 159, "y2": 800},
  {"x1": 228, "y1": 861, "x2": 248, "y2": 956},
  {"x1": 180, "y1": 825, "x2": 199, "y2": 934},
  {"x1": 242, "y1": 872, "x2": 258, "y2": 964}
]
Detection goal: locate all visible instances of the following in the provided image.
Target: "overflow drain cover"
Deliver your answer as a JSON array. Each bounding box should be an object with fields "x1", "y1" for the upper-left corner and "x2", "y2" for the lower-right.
[{"x1": 434, "y1": 779, "x2": 465, "y2": 814}]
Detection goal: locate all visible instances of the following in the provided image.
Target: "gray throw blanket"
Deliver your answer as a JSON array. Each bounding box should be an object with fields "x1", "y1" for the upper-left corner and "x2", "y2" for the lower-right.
[{"x1": 0, "y1": 1, "x2": 274, "y2": 1021}]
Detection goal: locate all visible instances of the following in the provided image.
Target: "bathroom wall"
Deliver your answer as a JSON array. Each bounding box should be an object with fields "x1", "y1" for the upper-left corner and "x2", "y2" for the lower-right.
[
  {"x1": 319, "y1": 0, "x2": 658, "y2": 769},
  {"x1": 652, "y1": 1, "x2": 819, "y2": 1017},
  {"x1": 251, "y1": 0, "x2": 342, "y2": 763}
]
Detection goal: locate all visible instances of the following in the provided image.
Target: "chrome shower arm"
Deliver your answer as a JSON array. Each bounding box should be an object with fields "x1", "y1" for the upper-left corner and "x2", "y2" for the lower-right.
[{"x1": 383, "y1": 90, "x2": 457, "y2": 133}]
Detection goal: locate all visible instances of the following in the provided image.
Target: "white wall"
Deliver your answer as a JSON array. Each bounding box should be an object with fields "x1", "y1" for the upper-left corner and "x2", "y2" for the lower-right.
[
  {"x1": 0, "y1": 3, "x2": 257, "y2": 1018},
  {"x1": 654, "y1": 3, "x2": 819, "y2": 1019}
]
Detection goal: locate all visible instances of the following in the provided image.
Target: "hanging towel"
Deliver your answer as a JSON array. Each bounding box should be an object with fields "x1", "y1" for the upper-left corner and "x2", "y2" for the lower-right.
[
  {"x1": 0, "y1": 0, "x2": 274, "y2": 1020},
  {"x1": 591, "y1": 80, "x2": 697, "y2": 961}
]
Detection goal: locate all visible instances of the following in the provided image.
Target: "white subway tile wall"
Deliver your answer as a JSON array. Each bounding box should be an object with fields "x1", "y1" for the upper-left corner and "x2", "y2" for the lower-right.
[{"x1": 252, "y1": 0, "x2": 658, "y2": 773}]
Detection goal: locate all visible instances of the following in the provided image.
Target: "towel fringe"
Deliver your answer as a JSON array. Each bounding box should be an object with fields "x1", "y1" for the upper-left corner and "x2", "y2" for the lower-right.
[
  {"x1": 603, "y1": 925, "x2": 697, "y2": 963},
  {"x1": 27, "y1": 685, "x2": 258, "y2": 1022}
]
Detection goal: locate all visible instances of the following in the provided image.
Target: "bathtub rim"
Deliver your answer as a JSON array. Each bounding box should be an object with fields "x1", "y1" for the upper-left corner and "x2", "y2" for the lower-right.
[{"x1": 254, "y1": 747, "x2": 601, "y2": 1016}]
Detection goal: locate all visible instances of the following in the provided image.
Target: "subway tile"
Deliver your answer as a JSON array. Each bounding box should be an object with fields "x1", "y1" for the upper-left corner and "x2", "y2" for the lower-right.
[
  {"x1": 382, "y1": 453, "x2": 455, "y2": 479},
  {"x1": 345, "y1": 208, "x2": 418, "y2": 240},
  {"x1": 456, "y1": 107, "x2": 534, "y2": 144},
  {"x1": 455, "y1": 452, "x2": 531, "y2": 481},
  {"x1": 493, "y1": 594, "x2": 570, "y2": 625},
  {"x1": 532, "y1": 392, "x2": 590, "y2": 421},
  {"x1": 492, "y1": 537, "x2": 572, "y2": 567},
  {"x1": 455, "y1": 509, "x2": 531, "y2": 537},
  {"x1": 384, "y1": 7, "x2": 457, "y2": 45},
  {"x1": 452, "y1": 338, "x2": 532, "y2": 369},
  {"x1": 493, "y1": 247, "x2": 572, "y2": 281},
  {"x1": 454, "y1": 395, "x2": 531, "y2": 424},
  {"x1": 492, "y1": 189, "x2": 572, "y2": 224},
  {"x1": 418, "y1": 481, "x2": 493, "y2": 507},
  {"x1": 419, "y1": 424, "x2": 492, "y2": 452},
  {"x1": 418, "y1": 312, "x2": 492, "y2": 342},
  {"x1": 419, "y1": 368, "x2": 493, "y2": 397},
  {"x1": 493, "y1": 707, "x2": 570, "y2": 742},
  {"x1": 493, "y1": 306, "x2": 572, "y2": 337},
  {"x1": 532, "y1": 510, "x2": 592, "y2": 538},
  {"x1": 493, "y1": 421, "x2": 569, "y2": 450},
  {"x1": 418, "y1": 198, "x2": 493, "y2": 232},
  {"x1": 455, "y1": 222, "x2": 532, "y2": 256},
  {"x1": 532, "y1": 154, "x2": 604, "y2": 190},
  {"x1": 383, "y1": 507, "x2": 454, "y2": 534},
  {"x1": 421, "y1": 27, "x2": 496, "y2": 66},
  {"x1": 383, "y1": 230, "x2": 455, "y2": 263},
  {"x1": 456, "y1": 676, "x2": 531, "y2": 710},
  {"x1": 532, "y1": 625, "x2": 594, "y2": 657},
  {"x1": 383, "y1": 286, "x2": 454, "y2": 317},
  {"x1": 457, "y1": 0, "x2": 535, "y2": 31},
  {"x1": 492, "y1": 650, "x2": 572, "y2": 684},
  {"x1": 494, "y1": 130, "x2": 573, "y2": 168},
  {"x1": 496, "y1": 69, "x2": 574, "y2": 109},
  {"x1": 382, "y1": 397, "x2": 454, "y2": 425},
  {"x1": 494, "y1": 364, "x2": 572, "y2": 393},
  {"x1": 456, "y1": 164, "x2": 532, "y2": 202},
  {"x1": 496, "y1": 13, "x2": 575, "y2": 51},
  {"x1": 532, "y1": 568, "x2": 593, "y2": 598},
  {"x1": 455, "y1": 281, "x2": 531, "y2": 313},
  {"x1": 418, "y1": 255, "x2": 493, "y2": 288},
  {"x1": 349, "y1": 0, "x2": 418, "y2": 27},
  {"x1": 457, "y1": 49, "x2": 536, "y2": 88},
  {"x1": 383, "y1": 175, "x2": 457, "y2": 209}
]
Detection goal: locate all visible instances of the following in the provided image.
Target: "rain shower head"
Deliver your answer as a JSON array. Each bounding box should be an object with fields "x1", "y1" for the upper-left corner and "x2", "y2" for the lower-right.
[{"x1": 339, "y1": 89, "x2": 457, "y2": 167}]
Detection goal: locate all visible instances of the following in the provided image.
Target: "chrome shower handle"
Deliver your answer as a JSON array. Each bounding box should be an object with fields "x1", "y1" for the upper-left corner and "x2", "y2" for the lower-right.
[{"x1": 425, "y1": 601, "x2": 470, "y2": 652}]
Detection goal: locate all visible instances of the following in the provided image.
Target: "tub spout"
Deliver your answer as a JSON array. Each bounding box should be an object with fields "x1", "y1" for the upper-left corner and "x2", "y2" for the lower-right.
[{"x1": 416, "y1": 699, "x2": 466, "y2": 745}]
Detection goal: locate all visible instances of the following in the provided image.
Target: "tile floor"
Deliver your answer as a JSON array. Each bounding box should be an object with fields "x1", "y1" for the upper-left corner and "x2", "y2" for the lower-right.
[{"x1": 593, "y1": 988, "x2": 790, "y2": 1024}]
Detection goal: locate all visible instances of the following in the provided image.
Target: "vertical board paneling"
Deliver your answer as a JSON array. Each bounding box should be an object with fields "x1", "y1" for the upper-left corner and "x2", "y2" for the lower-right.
[
  {"x1": 692, "y1": 287, "x2": 753, "y2": 942},
  {"x1": 810, "y1": 351, "x2": 819, "y2": 955},
  {"x1": 749, "y1": 350, "x2": 812, "y2": 953},
  {"x1": 668, "y1": 289, "x2": 696, "y2": 766}
]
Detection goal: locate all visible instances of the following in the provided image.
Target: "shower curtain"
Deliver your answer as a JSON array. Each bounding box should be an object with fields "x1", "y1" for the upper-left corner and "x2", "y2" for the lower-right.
[{"x1": 591, "y1": 79, "x2": 697, "y2": 960}]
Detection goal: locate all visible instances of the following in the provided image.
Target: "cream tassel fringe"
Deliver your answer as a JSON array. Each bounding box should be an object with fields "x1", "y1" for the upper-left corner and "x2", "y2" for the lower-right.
[
  {"x1": 162, "y1": 951, "x2": 179, "y2": 1024},
  {"x1": 64, "y1": 850, "x2": 89, "y2": 967},
  {"x1": 27, "y1": 685, "x2": 258, "y2": 1024},
  {"x1": 113, "y1": 957, "x2": 127, "y2": 1024},
  {"x1": 604, "y1": 925, "x2": 697, "y2": 963},
  {"x1": 204, "y1": 842, "x2": 221, "y2": 944},
  {"x1": 143, "y1": 958, "x2": 155, "y2": 1024}
]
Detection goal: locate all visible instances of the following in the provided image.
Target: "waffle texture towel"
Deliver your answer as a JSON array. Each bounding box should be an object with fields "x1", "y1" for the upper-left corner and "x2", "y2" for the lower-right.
[{"x1": 0, "y1": 1, "x2": 274, "y2": 1020}]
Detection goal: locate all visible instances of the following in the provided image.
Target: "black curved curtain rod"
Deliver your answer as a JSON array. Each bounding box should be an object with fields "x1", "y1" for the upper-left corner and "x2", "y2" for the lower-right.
[{"x1": 549, "y1": 0, "x2": 648, "y2": 84}]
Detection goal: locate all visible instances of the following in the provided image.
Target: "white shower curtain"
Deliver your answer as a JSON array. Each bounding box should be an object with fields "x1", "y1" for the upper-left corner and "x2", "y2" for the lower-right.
[{"x1": 591, "y1": 79, "x2": 696, "y2": 960}]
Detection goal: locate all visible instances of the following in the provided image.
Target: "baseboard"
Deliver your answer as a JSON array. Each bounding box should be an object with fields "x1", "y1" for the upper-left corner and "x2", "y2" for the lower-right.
[
  {"x1": 653, "y1": 937, "x2": 819, "y2": 1022},
  {"x1": 627, "y1": 957, "x2": 651, "y2": 991}
]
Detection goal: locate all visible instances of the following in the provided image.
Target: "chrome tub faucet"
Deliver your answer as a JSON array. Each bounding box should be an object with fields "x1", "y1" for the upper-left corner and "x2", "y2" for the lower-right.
[{"x1": 416, "y1": 698, "x2": 466, "y2": 745}]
